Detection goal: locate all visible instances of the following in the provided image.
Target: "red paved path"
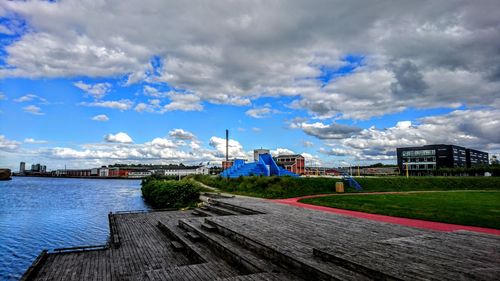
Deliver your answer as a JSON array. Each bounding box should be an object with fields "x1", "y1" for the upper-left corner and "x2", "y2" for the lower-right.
[{"x1": 272, "y1": 195, "x2": 500, "y2": 236}]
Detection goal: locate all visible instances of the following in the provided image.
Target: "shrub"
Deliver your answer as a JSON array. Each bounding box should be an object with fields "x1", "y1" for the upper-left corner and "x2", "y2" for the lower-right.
[{"x1": 141, "y1": 178, "x2": 201, "y2": 208}]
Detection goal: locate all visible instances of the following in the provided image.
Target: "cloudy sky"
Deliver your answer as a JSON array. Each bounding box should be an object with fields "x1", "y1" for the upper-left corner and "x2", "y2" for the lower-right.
[{"x1": 0, "y1": 0, "x2": 499, "y2": 170}]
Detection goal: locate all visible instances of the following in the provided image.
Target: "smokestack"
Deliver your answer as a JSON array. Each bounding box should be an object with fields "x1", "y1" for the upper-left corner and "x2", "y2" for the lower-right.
[{"x1": 225, "y1": 129, "x2": 229, "y2": 161}]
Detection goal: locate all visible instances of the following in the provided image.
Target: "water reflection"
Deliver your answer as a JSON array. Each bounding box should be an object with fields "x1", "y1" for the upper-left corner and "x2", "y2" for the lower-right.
[{"x1": 0, "y1": 177, "x2": 150, "y2": 280}]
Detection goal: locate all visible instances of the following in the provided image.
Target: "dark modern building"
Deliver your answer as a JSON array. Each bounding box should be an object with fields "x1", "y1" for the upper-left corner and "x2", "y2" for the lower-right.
[{"x1": 397, "y1": 144, "x2": 488, "y2": 175}]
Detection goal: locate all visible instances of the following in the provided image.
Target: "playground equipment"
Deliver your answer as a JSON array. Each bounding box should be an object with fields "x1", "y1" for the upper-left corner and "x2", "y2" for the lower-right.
[
  {"x1": 341, "y1": 172, "x2": 363, "y2": 191},
  {"x1": 220, "y1": 153, "x2": 299, "y2": 178}
]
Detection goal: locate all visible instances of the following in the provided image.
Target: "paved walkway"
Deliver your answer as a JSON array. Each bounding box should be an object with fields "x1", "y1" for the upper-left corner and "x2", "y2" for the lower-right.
[{"x1": 273, "y1": 194, "x2": 500, "y2": 236}]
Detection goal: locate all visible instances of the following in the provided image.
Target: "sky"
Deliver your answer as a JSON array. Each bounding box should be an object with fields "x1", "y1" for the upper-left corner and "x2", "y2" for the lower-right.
[{"x1": 0, "y1": 0, "x2": 499, "y2": 171}]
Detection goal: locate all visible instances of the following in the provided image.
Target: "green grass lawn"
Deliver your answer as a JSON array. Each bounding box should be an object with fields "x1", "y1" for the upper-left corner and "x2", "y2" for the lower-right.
[
  {"x1": 354, "y1": 176, "x2": 500, "y2": 192},
  {"x1": 299, "y1": 191, "x2": 500, "y2": 229}
]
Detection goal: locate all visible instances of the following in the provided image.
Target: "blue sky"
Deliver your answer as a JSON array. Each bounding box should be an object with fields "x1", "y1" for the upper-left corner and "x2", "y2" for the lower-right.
[{"x1": 0, "y1": 1, "x2": 499, "y2": 170}]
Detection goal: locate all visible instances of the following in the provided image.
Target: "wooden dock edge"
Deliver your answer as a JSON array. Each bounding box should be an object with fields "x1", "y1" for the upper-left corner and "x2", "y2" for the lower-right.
[
  {"x1": 19, "y1": 249, "x2": 48, "y2": 281},
  {"x1": 108, "y1": 212, "x2": 120, "y2": 248},
  {"x1": 313, "y1": 248, "x2": 402, "y2": 281}
]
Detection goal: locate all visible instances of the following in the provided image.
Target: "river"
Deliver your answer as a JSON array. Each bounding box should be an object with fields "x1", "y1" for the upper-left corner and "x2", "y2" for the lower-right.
[{"x1": 0, "y1": 177, "x2": 150, "y2": 280}]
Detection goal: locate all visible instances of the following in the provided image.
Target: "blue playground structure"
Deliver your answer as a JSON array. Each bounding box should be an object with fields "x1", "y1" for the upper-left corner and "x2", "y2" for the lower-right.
[
  {"x1": 220, "y1": 153, "x2": 299, "y2": 178},
  {"x1": 341, "y1": 172, "x2": 363, "y2": 191}
]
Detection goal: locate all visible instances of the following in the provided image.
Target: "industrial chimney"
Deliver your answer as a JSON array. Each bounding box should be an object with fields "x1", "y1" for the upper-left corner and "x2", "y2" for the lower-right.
[{"x1": 225, "y1": 129, "x2": 229, "y2": 161}]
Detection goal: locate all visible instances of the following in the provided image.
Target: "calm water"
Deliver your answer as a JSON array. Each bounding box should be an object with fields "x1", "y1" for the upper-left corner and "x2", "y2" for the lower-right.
[{"x1": 0, "y1": 177, "x2": 150, "y2": 280}]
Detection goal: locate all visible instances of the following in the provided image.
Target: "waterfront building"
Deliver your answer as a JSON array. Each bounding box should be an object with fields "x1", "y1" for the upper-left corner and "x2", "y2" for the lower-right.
[
  {"x1": 19, "y1": 162, "x2": 26, "y2": 174},
  {"x1": 127, "y1": 171, "x2": 153, "y2": 178},
  {"x1": 397, "y1": 144, "x2": 489, "y2": 176},
  {"x1": 275, "y1": 154, "x2": 305, "y2": 175},
  {"x1": 55, "y1": 169, "x2": 92, "y2": 177},
  {"x1": 162, "y1": 165, "x2": 209, "y2": 176},
  {"x1": 31, "y1": 163, "x2": 41, "y2": 172},
  {"x1": 108, "y1": 167, "x2": 129, "y2": 177},
  {"x1": 99, "y1": 167, "x2": 109, "y2": 177}
]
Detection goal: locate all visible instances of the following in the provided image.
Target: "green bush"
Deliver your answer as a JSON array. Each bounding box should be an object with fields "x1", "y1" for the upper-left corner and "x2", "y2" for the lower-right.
[{"x1": 141, "y1": 178, "x2": 201, "y2": 208}]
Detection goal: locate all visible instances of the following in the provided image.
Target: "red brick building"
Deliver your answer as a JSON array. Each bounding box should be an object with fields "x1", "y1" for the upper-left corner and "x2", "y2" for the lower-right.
[{"x1": 275, "y1": 154, "x2": 305, "y2": 175}]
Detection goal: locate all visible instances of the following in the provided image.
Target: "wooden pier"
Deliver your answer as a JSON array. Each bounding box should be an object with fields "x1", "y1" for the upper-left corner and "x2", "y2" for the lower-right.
[{"x1": 22, "y1": 195, "x2": 500, "y2": 280}]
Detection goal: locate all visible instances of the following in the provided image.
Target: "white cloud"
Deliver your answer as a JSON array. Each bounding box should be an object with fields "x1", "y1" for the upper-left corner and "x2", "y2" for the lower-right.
[
  {"x1": 23, "y1": 105, "x2": 44, "y2": 115},
  {"x1": 290, "y1": 120, "x2": 361, "y2": 139},
  {"x1": 0, "y1": 135, "x2": 21, "y2": 151},
  {"x1": 104, "y1": 132, "x2": 133, "y2": 143},
  {"x1": 80, "y1": 99, "x2": 133, "y2": 111},
  {"x1": 162, "y1": 93, "x2": 203, "y2": 112},
  {"x1": 14, "y1": 94, "x2": 48, "y2": 104},
  {"x1": 318, "y1": 109, "x2": 500, "y2": 161},
  {"x1": 24, "y1": 138, "x2": 48, "y2": 144},
  {"x1": 245, "y1": 108, "x2": 271, "y2": 119},
  {"x1": 143, "y1": 85, "x2": 170, "y2": 98},
  {"x1": 134, "y1": 99, "x2": 162, "y2": 113},
  {"x1": 302, "y1": 140, "x2": 314, "y2": 147},
  {"x1": 74, "y1": 81, "x2": 112, "y2": 99},
  {"x1": 271, "y1": 148, "x2": 295, "y2": 156},
  {"x1": 209, "y1": 136, "x2": 247, "y2": 159},
  {"x1": 0, "y1": 24, "x2": 14, "y2": 35},
  {"x1": 91, "y1": 114, "x2": 109, "y2": 122},
  {"x1": 2, "y1": 1, "x2": 498, "y2": 120},
  {"x1": 0, "y1": 93, "x2": 6, "y2": 100},
  {"x1": 169, "y1": 129, "x2": 195, "y2": 140},
  {"x1": 245, "y1": 104, "x2": 281, "y2": 119},
  {"x1": 148, "y1": 137, "x2": 177, "y2": 148},
  {"x1": 251, "y1": 127, "x2": 261, "y2": 133}
]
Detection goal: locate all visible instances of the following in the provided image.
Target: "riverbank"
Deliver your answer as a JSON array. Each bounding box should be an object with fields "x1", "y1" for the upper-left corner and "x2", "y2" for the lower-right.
[
  {"x1": 13, "y1": 174, "x2": 141, "y2": 180},
  {"x1": 194, "y1": 175, "x2": 500, "y2": 199}
]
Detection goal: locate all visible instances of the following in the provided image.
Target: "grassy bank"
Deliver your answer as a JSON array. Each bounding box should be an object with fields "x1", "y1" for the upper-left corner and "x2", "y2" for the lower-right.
[
  {"x1": 299, "y1": 191, "x2": 500, "y2": 229},
  {"x1": 193, "y1": 175, "x2": 337, "y2": 199},
  {"x1": 141, "y1": 177, "x2": 205, "y2": 208},
  {"x1": 194, "y1": 175, "x2": 500, "y2": 199}
]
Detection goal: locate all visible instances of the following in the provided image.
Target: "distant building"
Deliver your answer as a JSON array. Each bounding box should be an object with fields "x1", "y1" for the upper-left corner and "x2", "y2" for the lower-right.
[
  {"x1": 397, "y1": 144, "x2": 488, "y2": 176},
  {"x1": 128, "y1": 171, "x2": 152, "y2": 178},
  {"x1": 222, "y1": 160, "x2": 234, "y2": 170},
  {"x1": 304, "y1": 167, "x2": 340, "y2": 176},
  {"x1": 55, "y1": 169, "x2": 92, "y2": 177},
  {"x1": 360, "y1": 167, "x2": 399, "y2": 176},
  {"x1": 19, "y1": 162, "x2": 26, "y2": 174},
  {"x1": 108, "y1": 167, "x2": 129, "y2": 177},
  {"x1": 467, "y1": 148, "x2": 490, "y2": 168},
  {"x1": 275, "y1": 154, "x2": 305, "y2": 175},
  {"x1": 29, "y1": 163, "x2": 46, "y2": 173},
  {"x1": 208, "y1": 166, "x2": 223, "y2": 175},
  {"x1": 31, "y1": 163, "x2": 40, "y2": 172},
  {"x1": 162, "y1": 165, "x2": 208, "y2": 176}
]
